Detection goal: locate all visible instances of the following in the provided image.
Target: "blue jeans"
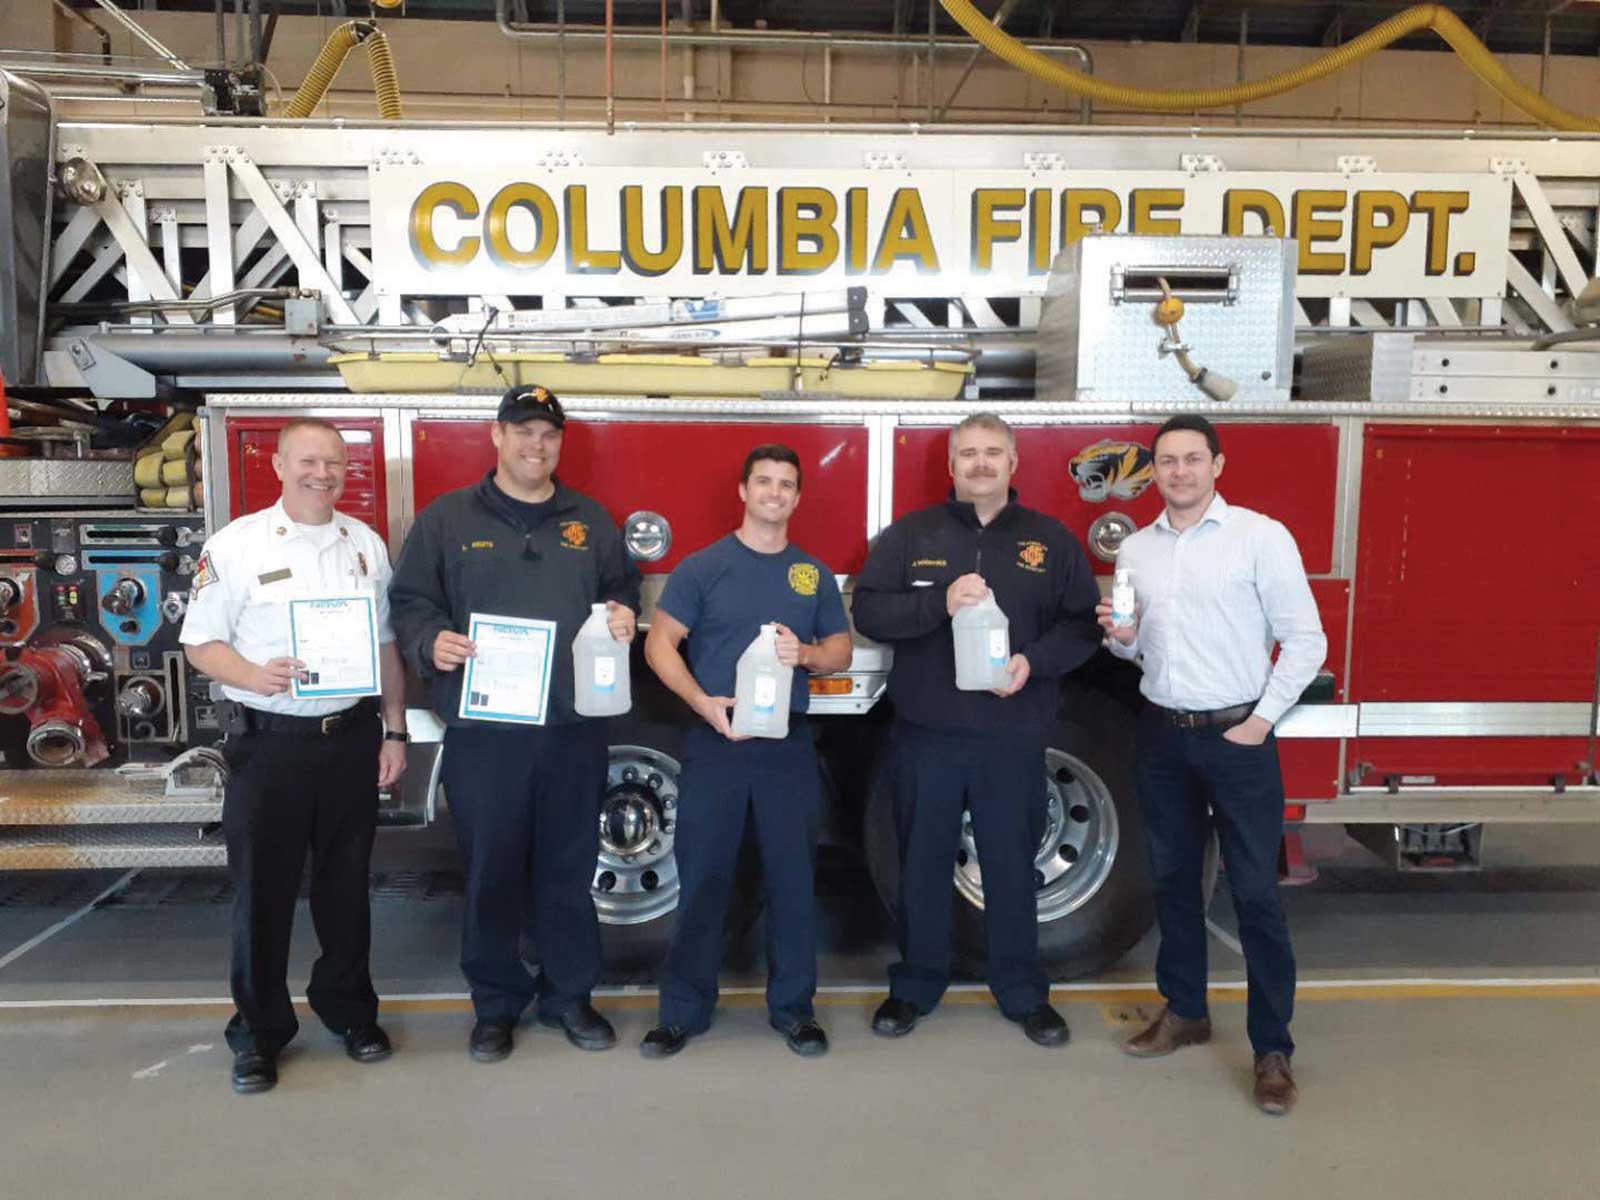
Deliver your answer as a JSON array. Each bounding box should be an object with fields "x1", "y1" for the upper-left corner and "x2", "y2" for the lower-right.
[{"x1": 1135, "y1": 707, "x2": 1296, "y2": 1057}]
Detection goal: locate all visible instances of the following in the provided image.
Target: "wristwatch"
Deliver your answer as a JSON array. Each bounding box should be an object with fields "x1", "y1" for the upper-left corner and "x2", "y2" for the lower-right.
[{"x1": 383, "y1": 730, "x2": 410, "y2": 743}]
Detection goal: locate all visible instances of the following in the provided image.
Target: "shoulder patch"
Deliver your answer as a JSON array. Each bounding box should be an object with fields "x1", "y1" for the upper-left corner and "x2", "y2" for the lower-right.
[
  {"x1": 191, "y1": 550, "x2": 218, "y2": 595},
  {"x1": 788, "y1": 562, "x2": 820, "y2": 597}
]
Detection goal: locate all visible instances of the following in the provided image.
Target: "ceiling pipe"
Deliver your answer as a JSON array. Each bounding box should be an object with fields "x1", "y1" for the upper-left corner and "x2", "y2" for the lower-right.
[{"x1": 494, "y1": 0, "x2": 1092, "y2": 80}]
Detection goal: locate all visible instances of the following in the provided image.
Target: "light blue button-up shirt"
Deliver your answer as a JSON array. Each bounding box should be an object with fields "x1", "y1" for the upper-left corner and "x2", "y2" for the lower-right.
[{"x1": 1106, "y1": 493, "x2": 1327, "y2": 725}]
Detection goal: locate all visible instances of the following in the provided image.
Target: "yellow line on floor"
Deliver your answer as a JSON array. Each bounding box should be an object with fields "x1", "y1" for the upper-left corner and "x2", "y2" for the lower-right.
[{"x1": 3, "y1": 976, "x2": 1600, "y2": 1020}]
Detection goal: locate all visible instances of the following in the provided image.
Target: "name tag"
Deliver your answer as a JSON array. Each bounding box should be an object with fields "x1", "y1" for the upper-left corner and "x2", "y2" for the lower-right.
[{"x1": 258, "y1": 568, "x2": 293, "y2": 585}]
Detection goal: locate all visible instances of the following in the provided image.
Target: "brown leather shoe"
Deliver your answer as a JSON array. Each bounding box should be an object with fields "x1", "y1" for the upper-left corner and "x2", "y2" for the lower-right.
[
  {"x1": 1121, "y1": 1005, "x2": 1212, "y2": 1058},
  {"x1": 1253, "y1": 1051, "x2": 1298, "y2": 1116}
]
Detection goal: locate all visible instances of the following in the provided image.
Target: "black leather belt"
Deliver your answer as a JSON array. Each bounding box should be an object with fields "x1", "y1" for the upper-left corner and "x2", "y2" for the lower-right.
[
  {"x1": 1148, "y1": 700, "x2": 1258, "y2": 730},
  {"x1": 239, "y1": 697, "x2": 377, "y2": 737}
]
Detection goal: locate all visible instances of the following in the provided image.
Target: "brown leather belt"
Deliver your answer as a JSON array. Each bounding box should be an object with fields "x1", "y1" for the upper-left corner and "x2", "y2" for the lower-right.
[{"x1": 1148, "y1": 700, "x2": 1258, "y2": 730}]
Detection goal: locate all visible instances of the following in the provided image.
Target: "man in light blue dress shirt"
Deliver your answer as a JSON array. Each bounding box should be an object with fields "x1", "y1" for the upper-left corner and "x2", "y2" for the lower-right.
[{"x1": 1096, "y1": 413, "x2": 1326, "y2": 1116}]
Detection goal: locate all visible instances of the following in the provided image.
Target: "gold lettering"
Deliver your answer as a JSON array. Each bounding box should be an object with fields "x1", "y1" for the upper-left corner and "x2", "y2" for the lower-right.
[
  {"x1": 1029, "y1": 188, "x2": 1052, "y2": 275},
  {"x1": 846, "y1": 188, "x2": 870, "y2": 274},
  {"x1": 621, "y1": 185, "x2": 684, "y2": 276},
  {"x1": 564, "y1": 185, "x2": 621, "y2": 274},
  {"x1": 409, "y1": 182, "x2": 480, "y2": 267},
  {"x1": 971, "y1": 188, "x2": 1025, "y2": 274},
  {"x1": 692, "y1": 186, "x2": 769, "y2": 275},
  {"x1": 777, "y1": 187, "x2": 839, "y2": 275},
  {"x1": 1130, "y1": 188, "x2": 1184, "y2": 236},
  {"x1": 1061, "y1": 189, "x2": 1122, "y2": 247},
  {"x1": 1350, "y1": 190, "x2": 1409, "y2": 276},
  {"x1": 1409, "y1": 190, "x2": 1470, "y2": 276},
  {"x1": 484, "y1": 183, "x2": 557, "y2": 269},
  {"x1": 1223, "y1": 189, "x2": 1286, "y2": 237},
  {"x1": 873, "y1": 189, "x2": 939, "y2": 274},
  {"x1": 1292, "y1": 189, "x2": 1347, "y2": 275}
]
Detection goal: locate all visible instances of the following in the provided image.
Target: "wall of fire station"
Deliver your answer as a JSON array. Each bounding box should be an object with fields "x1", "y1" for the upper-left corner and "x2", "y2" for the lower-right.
[{"x1": 7, "y1": 3, "x2": 1600, "y2": 131}]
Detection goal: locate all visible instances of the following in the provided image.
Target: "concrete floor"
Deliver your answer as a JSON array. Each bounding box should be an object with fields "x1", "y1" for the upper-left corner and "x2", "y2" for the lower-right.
[{"x1": 4, "y1": 825, "x2": 1600, "y2": 1198}]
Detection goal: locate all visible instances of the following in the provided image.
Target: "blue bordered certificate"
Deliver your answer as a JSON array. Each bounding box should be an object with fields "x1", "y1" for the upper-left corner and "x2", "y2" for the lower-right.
[
  {"x1": 458, "y1": 613, "x2": 556, "y2": 725},
  {"x1": 288, "y1": 593, "x2": 380, "y2": 699}
]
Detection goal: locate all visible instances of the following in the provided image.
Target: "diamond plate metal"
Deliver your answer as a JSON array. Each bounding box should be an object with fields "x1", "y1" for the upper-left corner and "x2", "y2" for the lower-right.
[
  {"x1": 0, "y1": 459, "x2": 134, "y2": 506},
  {"x1": 0, "y1": 769, "x2": 223, "y2": 825},
  {"x1": 1036, "y1": 234, "x2": 1295, "y2": 404},
  {"x1": 0, "y1": 825, "x2": 227, "y2": 870}
]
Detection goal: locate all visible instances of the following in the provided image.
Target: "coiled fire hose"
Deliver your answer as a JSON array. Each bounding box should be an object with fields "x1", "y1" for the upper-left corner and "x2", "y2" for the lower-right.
[
  {"x1": 937, "y1": 1, "x2": 1600, "y2": 132},
  {"x1": 284, "y1": 20, "x2": 403, "y2": 120}
]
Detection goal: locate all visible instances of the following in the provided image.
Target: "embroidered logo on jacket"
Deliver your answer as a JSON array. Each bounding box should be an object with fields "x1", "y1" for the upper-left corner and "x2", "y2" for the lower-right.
[
  {"x1": 788, "y1": 562, "x2": 820, "y2": 596},
  {"x1": 1017, "y1": 540, "x2": 1048, "y2": 573},
  {"x1": 560, "y1": 521, "x2": 590, "y2": 550}
]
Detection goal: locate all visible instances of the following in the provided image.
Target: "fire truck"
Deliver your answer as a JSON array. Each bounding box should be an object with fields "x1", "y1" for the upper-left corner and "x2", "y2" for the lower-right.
[{"x1": 2, "y1": 65, "x2": 1598, "y2": 978}]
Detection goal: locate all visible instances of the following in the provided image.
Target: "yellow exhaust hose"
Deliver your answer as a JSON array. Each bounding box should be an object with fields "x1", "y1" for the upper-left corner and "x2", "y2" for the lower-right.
[
  {"x1": 284, "y1": 21, "x2": 403, "y2": 120},
  {"x1": 937, "y1": 1, "x2": 1600, "y2": 132}
]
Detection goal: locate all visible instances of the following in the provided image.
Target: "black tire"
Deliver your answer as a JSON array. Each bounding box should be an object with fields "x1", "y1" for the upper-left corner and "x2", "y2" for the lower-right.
[{"x1": 863, "y1": 678, "x2": 1154, "y2": 983}]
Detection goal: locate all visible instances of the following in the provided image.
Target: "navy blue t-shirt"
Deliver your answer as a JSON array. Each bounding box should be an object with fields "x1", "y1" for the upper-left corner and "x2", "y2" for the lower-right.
[{"x1": 657, "y1": 534, "x2": 849, "y2": 714}]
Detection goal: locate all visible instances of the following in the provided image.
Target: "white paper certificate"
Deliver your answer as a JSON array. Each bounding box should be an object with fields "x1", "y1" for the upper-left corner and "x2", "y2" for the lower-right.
[
  {"x1": 288, "y1": 594, "x2": 380, "y2": 699},
  {"x1": 458, "y1": 613, "x2": 557, "y2": 725}
]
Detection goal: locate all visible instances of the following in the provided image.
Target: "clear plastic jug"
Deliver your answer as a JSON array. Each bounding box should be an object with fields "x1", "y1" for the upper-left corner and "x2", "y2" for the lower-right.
[
  {"x1": 573, "y1": 603, "x2": 631, "y2": 717},
  {"x1": 953, "y1": 591, "x2": 1011, "y2": 691},
  {"x1": 731, "y1": 623, "x2": 793, "y2": 738}
]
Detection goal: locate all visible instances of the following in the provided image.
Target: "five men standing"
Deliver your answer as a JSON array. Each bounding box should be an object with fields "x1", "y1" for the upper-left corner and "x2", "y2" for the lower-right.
[
  {"x1": 1099, "y1": 414, "x2": 1325, "y2": 1115},
  {"x1": 853, "y1": 414, "x2": 1101, "y2": 1046},
  {"x1": 193, "y1": 397, "x2": 1317, "y2": 1110}
]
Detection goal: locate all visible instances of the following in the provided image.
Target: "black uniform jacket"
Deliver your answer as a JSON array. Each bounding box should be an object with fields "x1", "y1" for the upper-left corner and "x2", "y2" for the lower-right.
[
  {"x1": 852, "y1": 489, "x2": 1101, "y2": 744},
  {"x1": 389, "y1": 473, "x2": 642, "y2": 728}
]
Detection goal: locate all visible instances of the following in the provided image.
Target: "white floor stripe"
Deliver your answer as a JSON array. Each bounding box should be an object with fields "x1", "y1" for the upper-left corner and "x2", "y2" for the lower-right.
[
  {"x1": 0, "y1": 869, "x2": 139, "y2": 974},
  {"x1": 3, "y1": 974, "x2": 1600, "y2": 1010}
]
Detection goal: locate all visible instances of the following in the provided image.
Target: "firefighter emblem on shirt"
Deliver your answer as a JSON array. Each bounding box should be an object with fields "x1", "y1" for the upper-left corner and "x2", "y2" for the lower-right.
[
  {"x1": 191, "y1": 551, "x2": 217, "y2": 595},
  {"x1": 788, "y1": 562, "x2": 820, "y2": 597},
  {"x1": 560, "y1": 521, "x2": 590, "y2": 550},
  {"x1": 1068, "y1": 439, "x2": 1155, "y2": 503},
  {"x1": 1017, "y1": 540, "x2": 1048, "y2": 573}
]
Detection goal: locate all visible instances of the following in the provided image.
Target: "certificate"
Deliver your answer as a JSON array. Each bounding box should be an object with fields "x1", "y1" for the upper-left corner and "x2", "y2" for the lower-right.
[
  {"x1": 288, "y1": 593, "x2": 380, "y2": 699},
  {"x1": 458, "y1": 612, "x2": 557, "y2": 725}
]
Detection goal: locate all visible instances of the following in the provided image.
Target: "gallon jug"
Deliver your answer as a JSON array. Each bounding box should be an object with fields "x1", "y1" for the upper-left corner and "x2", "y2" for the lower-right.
[
  {"x1": 731, "y1": 623, "x2": 793, "y2": 738},
  {"x1": 953, "y1": 591, "x2": 1010, "y2": 691},
  {"x1": 573, "y1": 603, "x2": 631, "y2": 716}
]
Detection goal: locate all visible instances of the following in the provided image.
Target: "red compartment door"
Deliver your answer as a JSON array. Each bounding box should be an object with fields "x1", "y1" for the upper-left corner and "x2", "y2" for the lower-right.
[
  {"x1": 1349, "y1": 424, "x2": 1600, "y2": 785},
  {"x1": 411, "y1": 420, "x2": 870, "y2": 574}
]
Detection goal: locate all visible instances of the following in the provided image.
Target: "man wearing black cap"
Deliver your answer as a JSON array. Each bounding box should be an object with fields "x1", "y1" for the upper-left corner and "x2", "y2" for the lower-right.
[{"x1": 390, "y1": 386, "x2": 641, "y2": 1063}]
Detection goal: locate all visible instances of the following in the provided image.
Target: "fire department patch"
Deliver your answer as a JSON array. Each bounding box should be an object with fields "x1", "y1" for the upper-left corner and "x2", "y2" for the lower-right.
[
  {"x1": 788, "y1": 562, "x2": 820, "y2": 597},
  {"x1": 559, "y1": 521, "x2": 590, "y2": 550},
  {"x1": 1017, "y1": 540, "x2": 1048, "y2": 573},
  {"x1": 191, "y1": 551, "x2": 217, "y2": 595}
]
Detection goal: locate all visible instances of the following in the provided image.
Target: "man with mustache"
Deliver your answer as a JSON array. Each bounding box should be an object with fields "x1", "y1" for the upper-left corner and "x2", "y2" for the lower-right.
[{"x1": 853, "y1": 413, "x2": 1101, "y2": 1045}]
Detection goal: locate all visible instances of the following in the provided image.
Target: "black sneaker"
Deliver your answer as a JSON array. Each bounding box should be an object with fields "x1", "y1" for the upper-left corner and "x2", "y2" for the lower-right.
[
  {"x1": 772, "y1": 1018, "x2": 829, "y2": 1058},
  {"x1": 538, "y1": 1002, "x2": 617, "y2": 1051},
  {"x1": 639, "y1": 1024, "x2": 692, "y2": 1059},
  {"x1": 469, "y1": 1018, "x2": 515, "y2": 1063},
  {"x1": 871, "y1": 997, "x2": 923, "y2": 1038},
  {"x1": 230, "y1": 1049, "x2": 278, "y2": 1095}
]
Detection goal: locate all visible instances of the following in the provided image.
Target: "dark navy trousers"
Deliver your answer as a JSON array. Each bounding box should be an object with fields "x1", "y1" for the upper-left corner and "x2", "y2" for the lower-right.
[
  {"x1": 658, "y1": 726, "x2": 821, "y2": 1032},
  {"x1": 1135, "y1": 707, "x2": 1296, "y2": 1057},
  {"x1": 441, "y1": 720, "x2": 607, "y2": 1023},
  {"x1": 887, "y1": 721, "x2": 1049, "y2": 1018}
]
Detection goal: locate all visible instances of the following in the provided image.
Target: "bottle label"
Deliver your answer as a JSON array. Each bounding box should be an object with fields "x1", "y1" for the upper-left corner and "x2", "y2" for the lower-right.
[
  {"x1": 988, "y1": 630, "x2": 1008, "y2": 664},
  {"x1": 1111, "y1": 582, "x2": 1136, "y2": 628},
  {"x1": 593, "y1": 657, "x2": 616, "y2": 692},
  {"x1": 754, "y1": 675, "x2": 778, "y2": 712}
]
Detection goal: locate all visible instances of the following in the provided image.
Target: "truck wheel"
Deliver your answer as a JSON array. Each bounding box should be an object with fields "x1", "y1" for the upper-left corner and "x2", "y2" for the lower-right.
[
  {"x1": 592, "y1": 719, "x2": 760, "y2": 975},
  {"x1": 864, "y1": 687, "x2": 1154, "y2": 982}
]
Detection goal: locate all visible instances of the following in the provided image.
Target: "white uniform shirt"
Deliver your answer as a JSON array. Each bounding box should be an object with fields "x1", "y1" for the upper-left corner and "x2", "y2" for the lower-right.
[
  {"x1": 179, "y1": 499, "x2": 395, "y2": 716},
  {"x1": 1106, "y1": 493, "x2": 1326, "y2": 725}
]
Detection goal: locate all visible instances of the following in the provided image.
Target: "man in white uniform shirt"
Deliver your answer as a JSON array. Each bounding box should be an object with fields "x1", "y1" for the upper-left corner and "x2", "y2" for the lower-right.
[
  {"x1": 1097, "y1": 414, "x2": 1325, "y2": 1116},
  {"x1": 181, "y1": 418, "x2": 408, "y2": 1095}
]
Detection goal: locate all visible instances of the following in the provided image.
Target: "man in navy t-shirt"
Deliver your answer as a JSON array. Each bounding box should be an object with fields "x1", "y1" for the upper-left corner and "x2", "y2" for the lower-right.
[{"x1": 639, "y1": 444, "x2": 852, "y2": 1059}]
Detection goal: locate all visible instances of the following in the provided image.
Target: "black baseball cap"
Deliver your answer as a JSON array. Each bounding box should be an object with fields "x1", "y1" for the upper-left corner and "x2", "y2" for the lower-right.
[{"x1": 496, "y1": 385, "x2": 565, "y2": 429}]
